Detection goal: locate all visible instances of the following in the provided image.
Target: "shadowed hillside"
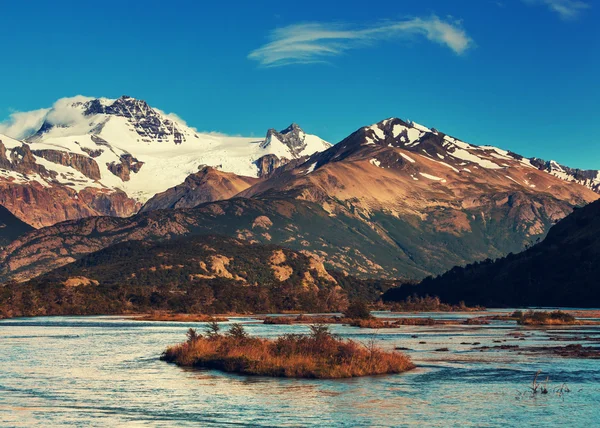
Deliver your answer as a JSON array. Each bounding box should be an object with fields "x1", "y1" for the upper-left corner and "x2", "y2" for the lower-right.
[
  {"x1": 0, "y1": 205, "x2": 33, "y2": 247},
  {"x1": 383, "y1": 200, "x2": 600, "y2": 307}
]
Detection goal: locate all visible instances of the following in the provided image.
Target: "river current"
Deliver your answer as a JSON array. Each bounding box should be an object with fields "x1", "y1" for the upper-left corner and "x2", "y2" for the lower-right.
[{"x1": 1, "y1": 312, "x2": 599, "y2": 427}]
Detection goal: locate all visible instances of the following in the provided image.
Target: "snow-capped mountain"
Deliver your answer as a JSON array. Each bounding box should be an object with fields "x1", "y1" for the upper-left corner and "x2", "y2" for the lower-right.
[
  {"x1": 23, "y1": 95, "x2": 330, "y2": 200},
  {"x1": 0, "y1": 95, "x2": 330, "y2": 226},
  {"x1": 3, "y1": 117, "x2": 600, "y2": 283}
]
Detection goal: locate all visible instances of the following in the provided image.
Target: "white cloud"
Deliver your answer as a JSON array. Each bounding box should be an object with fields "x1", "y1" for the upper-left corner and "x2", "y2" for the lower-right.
[
  {"x1": 0, "y1": 95, "x2": 99, "y2": 140},
  {"x1": 248, "y1": 16, "x2": 474, "y2": 67},
  {"x1": 524, "y1": 0, "x2": 590, "y2": 20},
  {"x1": 45, "y1": 96, "x2": 95, "y2": 127},
  {"x1": 0, "y1": 108, "x2": 50, "y2": 140}
]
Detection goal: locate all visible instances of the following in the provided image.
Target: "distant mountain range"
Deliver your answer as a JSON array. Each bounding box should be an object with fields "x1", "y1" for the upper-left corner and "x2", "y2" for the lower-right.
[
  {"x1": 0, "y1": 95, "x2": 329, "y2": 227},
  {"x1": 383, "y1": 198, "x2": 600, "y2": 307},
  {"x1": 1, "y1": 102, "x2": 598, "y2": 287}
]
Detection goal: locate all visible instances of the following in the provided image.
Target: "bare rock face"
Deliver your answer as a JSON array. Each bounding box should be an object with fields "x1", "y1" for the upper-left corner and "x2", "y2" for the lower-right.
[
  {"x1": 106, "y1": 154, "x2": 144, "y2": 181},
  {"x1": 81, "y1": 147, "x2": 104, "y2": 158},
  {"x1": 0, "y1": 182, "x2": 140, "y2": 228},
  {"x1": 79, "y1": 188, "x2": 141, "y2": 218},
  {"x1": 32, "y1": 149, "x2": 101, "y2": 180},
  {"x1": 0, "y1": 141, "x2": 48, "y2": 176},
  {"x1": 255, "y1": 154, "x2": 288, "y2": 178}
]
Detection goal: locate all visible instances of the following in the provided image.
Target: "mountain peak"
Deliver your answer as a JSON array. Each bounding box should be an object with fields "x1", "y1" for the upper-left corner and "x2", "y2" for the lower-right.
[{"x1": 264, "y1": 123, "x2": 309, "y2": 158}]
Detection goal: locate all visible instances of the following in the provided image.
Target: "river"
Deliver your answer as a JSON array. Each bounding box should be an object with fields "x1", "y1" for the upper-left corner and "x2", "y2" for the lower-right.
[{"x1": 1, "y1": 312, "x2": 599, "y2": 426}]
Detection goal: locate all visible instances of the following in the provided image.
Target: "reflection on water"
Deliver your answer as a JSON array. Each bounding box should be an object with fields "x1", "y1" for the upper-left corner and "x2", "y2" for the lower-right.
[{"x1": 1, "y1": 313, "x2": 599, "y2": 426}]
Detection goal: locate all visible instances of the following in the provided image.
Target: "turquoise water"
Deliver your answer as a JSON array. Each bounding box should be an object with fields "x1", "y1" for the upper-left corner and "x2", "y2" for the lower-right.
[{"x1": 0, "y1": 313, "x2": 599, "y2": 427}]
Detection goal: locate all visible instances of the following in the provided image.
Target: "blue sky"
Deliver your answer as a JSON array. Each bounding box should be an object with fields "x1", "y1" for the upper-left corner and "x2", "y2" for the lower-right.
[{"x1": 1, "y1": 0, "x2": 598, "y2": 168}]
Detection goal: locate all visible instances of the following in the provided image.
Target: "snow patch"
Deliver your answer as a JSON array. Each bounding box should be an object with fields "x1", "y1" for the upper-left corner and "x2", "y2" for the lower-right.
[
  {"x1": 419, "y1": 172, "x2": 446, "y2": 182},
  {"x1": 400, "y1": 153, "x2": 416, "y2": 163},
  {"x1": 369, "y1": 158, "x2": 382, "y2": 168}
]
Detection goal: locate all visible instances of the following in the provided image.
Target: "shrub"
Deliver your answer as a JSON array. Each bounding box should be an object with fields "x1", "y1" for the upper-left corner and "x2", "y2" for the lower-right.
[
  {"x1": 517, "y1": 310, "x2": 577, "y2": 325},
  {"x1": 227, "y1": 323, "x2": 249, "y2": 341},
  {"x1": 344, "y1": 300, "x2": 372, "y2": 320},
  {"x1": 205, "y1": 321, "x2": 221, "y2": 338},
  {"x1": 186, "y1": 328, "x2": 200, "y2": 344}
]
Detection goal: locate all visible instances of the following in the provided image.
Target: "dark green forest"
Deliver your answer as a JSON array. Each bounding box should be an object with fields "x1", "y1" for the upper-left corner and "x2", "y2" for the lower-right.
[
  {"x1": 383, "y1": 199, "x2": 600, "y2": 307},
  {"x1": 0, "y1": 235, "x2": 395, "y2": 318}
]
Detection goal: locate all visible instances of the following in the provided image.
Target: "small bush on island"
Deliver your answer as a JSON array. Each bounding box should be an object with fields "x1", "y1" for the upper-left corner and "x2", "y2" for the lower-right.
[
  {"x1": 161, "y1": 324, "x2": 414, "y2": 378},
  {"x1": 343, "y1": 300, "x2": 372, "y2": 320},
  {"x1": 389, "y1": 295, "x2": 484, "y2": 312},
  {"x1": 514, "y1": 310, "x2": 577, "y2": 325}
]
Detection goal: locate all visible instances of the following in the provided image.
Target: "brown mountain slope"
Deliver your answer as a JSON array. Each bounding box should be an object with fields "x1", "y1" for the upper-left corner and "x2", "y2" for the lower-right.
[
  {"x1": 1, "y1": 118, "x2": 597, "y2": 284},
  {"x1": 0, "y1": 135, "x2": 140, "y2": 227},
  {"x1": 241, "y1": 118, "x2": 597, "y2": 237},
  {"x1": 140, "y1": 166, "x2": 259, "y2": 212}
]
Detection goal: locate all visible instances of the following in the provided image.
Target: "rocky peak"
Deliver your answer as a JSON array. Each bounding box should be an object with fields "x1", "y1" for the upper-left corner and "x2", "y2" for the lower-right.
[
  {"x1": 23, "y1": 95, "x2": 185, "y2": 145},
  {"x1": 263, "y1": 123, "x2": 308, "y2": 158}
]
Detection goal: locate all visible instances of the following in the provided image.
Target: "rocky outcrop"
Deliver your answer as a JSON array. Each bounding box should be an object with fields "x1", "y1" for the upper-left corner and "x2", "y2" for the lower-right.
[
  {"x1": 0, "y1": 137, "x2": 140, "y2": 227},
  {"x1": 529, "y1": 157, "x2": 600, "y2": 193},
  {"x1": 32, "y1": 149, "x2": 101, "y2": 180},
  {"x1": 139, "y1": 166, "x2": 258, "y2": 212},
  {"x1": 0, "y1": 140, "x2": 48, "y2": 176},
  {"x1": 107, "y1": 154, "x2": 144, "y2": 181},
  {"x1": 255, "y1": 154, "x2": 288, "y2": 177},
  {"x1": 81, "y1": 147, "x2": 104, "y2": 158},
  {"x1": 263, "y1": 124, "x2": 308, "y2": 158}
]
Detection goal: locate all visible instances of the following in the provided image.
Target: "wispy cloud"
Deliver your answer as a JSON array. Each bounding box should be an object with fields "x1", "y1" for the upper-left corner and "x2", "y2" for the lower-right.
[
  {"x1": 248, "y1": 16, "x2": 474, "y2": 68},
  {"x1": 524, "y1": 0, "x2": 590, "y2": 20}
]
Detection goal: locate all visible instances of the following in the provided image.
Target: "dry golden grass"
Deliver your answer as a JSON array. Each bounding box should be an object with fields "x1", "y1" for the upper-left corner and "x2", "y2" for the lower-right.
[
  {"x1": 135, "y1": 313, "x2": 229, "y2": 322},
  {"x1": 161, "y1": 325, "x2": 414, "y2": 379}
]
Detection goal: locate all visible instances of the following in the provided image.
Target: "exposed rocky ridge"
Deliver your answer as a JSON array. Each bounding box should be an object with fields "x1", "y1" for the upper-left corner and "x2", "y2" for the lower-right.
[
  {"x1": 140, "y1": 166, "x2": 259, "y2": 212},
  {"x1": 529, "y1": 157, "x2": 600, "y2": 193},
  {"x1": 255, "y1": 154, "x2": 289, "y2": 178},
  {"x1": 383, "y1": 198, "x2": 600, "y2": 307},
  {"x1": 32, "y1": 96, "x2": 187, "y2": 144},
  {"x1": 0, "y1": 205, "x2": 33, "y2": 247},
  {"x1": 240, "y1": 117, "x2": 597, "y2": 232},
  {"x1": 262, "y1": 123, "x2": 316, "y2": 158},
  {"x1": 31, "y1": 149, "x2": 101, "y2": 180}
]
